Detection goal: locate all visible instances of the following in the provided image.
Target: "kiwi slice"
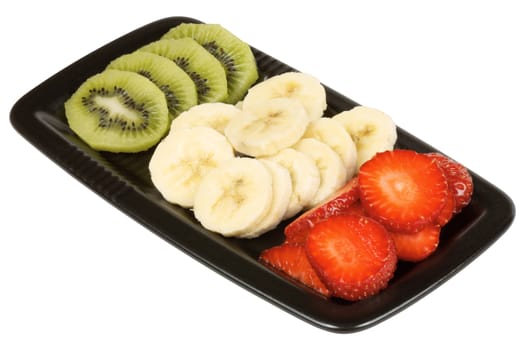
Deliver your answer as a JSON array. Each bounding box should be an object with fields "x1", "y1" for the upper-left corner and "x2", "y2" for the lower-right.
[
  {"x1": 107, "y1": 51, "x2": 198, "y2": 120},
  {"x1": 64, "y1": 69, "x2": 169, "y2": 153},
  {"x1": 162, "y1": 23, "x2": 259, "y2": 104},
  {"x1": 139, "y1": 38, "x2": 228, "y2": 104}
]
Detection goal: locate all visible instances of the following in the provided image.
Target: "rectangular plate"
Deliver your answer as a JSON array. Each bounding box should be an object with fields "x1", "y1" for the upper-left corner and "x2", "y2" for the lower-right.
[{"x1": 10, "y1": 17, "x2": 515, "y2": 333}]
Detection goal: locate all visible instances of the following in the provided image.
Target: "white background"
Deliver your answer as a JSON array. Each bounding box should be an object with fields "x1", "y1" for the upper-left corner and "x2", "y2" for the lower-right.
[{"x1": 1, "y1": 1, "x2": 523, "y2": 348}]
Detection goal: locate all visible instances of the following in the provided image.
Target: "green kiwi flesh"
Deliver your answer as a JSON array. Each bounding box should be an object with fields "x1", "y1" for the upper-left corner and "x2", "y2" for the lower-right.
[
  {"x1": 107, "y1": 51, "x2": 198, "y2": 120},
  {"x1": 162, "y1": 23, "x2": 259, "y2": 104},
  {"x1": 64, "y1": 69, "x2": 169, "y2": 153},
  {"x1": 138, "y1": 38, "x2": 228, "y2": 104}
]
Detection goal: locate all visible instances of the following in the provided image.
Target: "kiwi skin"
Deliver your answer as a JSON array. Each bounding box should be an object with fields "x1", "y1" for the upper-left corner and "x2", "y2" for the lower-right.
[
  {"x1": 65, "y1": 69, "x2": 169, "y2": 153},
  {"x1": 162, "y1": 23, "x2": 259, "y2": 104},
  {"x1": 106, "y1": 51, "x2": 198, "y2": 121}
]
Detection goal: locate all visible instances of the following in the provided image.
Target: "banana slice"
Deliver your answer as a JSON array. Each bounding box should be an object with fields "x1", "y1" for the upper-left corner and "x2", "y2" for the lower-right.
[
  {"x1": 242, "y1": 72, "x2": 327, "y2": 121},
  {"x1": 193, "y1": 157, "x2": 274, "y2": 237},
  {"x1": 333, "y1": 106, "x2": 397, "y2": 168},
  {"x1": 169, "y1": 102, "x2": 242, "y2": 134},
  {"x1": 303, "y1": 117, "x2": 358, "y2": 179},
  {"x1": 149, "y1": 126, "x2": 234, "y2": 208},
  {"x1": 263, "y1": 148, "x2": 321, "y2": 220},
  {"x1": 225, "y1": 97, "x2": 310, "y2": 157},
  {"x1": 293, "y1": 138, "x2": 347, "y2": 208},
  {"x1": 239, "y1": 159, "x2": 292, "y2": 239}
]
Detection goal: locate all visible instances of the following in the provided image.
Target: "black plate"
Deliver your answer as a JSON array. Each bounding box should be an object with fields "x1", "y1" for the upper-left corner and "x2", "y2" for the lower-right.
[{"x1": 10, "y1": 16, "x2": 515, "y2": 333}]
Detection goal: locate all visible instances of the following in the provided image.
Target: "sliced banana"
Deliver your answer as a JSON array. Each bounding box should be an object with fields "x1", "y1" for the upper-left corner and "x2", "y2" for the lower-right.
[
  {"x1": 225, "y1": 97, "x2": 310, "y2": 157},
  {"x1": 242, "y1": 72, "x2": 327, "y2": 121},
  {"x1": 293, "y1": 138, "x2": 347, "y2": 208},
  {"x1": 333, "y1": 106, "x2": 397, "y2": 168},
  {"x1": 149, "y1": 126, "x2": 234, "y2": 208},
  {"x1": 263, "y1": 148, "x2": 321, "y2": 220},
  {"x1": 303, "y1": 117, "x2": 358, "y2": 179},
  {"x1": 193, "y1": 157, "x2": 273, "y2": 237},
  {"x1": 239, "y1": 159, "x2": 292, "y2": 239},
  {"x1": 169, "y1": 102, "x2": 242, "y2": 134}
]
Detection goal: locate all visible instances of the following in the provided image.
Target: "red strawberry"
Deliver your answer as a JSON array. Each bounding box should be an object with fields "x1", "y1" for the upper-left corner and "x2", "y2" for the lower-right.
[
  {"x1": 305, "y1": 214, "x2": 397, "y2": 301},
  {"x1": 434, "y1": 186, "x2": 456, "y2": 227},
  {"x1": 284, "y1": 177, "x2": 360, "y2": 244},
  {"x1": 425, "y1": 152, "x2": 473, "y2": 213},
  {"x1": 390, "y1": 225, "x2": 441, "y2": 262},
  {"x1": 343, "y1": 201, "x2": 367, "y2": 216},
  {"x1": 259, "y1": 243, "x2": 331, "y2": 297},
  {"x1": 358, "y1": 149, "x2": 448, "y2": 232}
]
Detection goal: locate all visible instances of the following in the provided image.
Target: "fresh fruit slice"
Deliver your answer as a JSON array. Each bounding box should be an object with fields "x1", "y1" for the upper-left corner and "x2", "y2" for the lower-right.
[
  {"x1": 293, "y1": 138, "x2": 347, "y2": 207},
  {"x1": 193, "y1": 158, "x2": 273, "y2": 237},
  {"x1": 162, "y1": 23, "x2": 259, "y2": 104},
  {"x1": 260, "y1": 243, "x2": 331, "y2": 297},
  {"x1": 425, "y1": 152, "x2": 474, "y2": 213},
  {"x1": 64, "y1": 69, "x2": 169, "y2": 153},
  {"x1": 106, "y1": 51, "x2": 197, "y2": 120},
  {"x1": 148, "y1": 126, "x2": 235, "y2": 208},
  {"x1": 284, "y1": 177, "x2": 360, "y2": 245},
  {"x1": 305, "y1": 214, "x2": 397, "y2": 301},
  {"x1": 239, "y1": 159, "x2": 292, "y2": 239},
  {"x1": 333, "y1": 106, "x2": 397, "y2": 168},
  {"x1": 262, "y1": 148, "x2": 321, "y2": 219},
  {"x1": 390, "y1": 225, "x2": 441, "y2": 262},
  {"x1": 139, "y1": 38, "x2": 228, "y2": 103},
  {"x1": 358, "y1": 149, "x2": 448, "y2": 232},
  {"x1": 225, "y1": 97, "x2": 310, "y2": 157},
  {"x1": 303, "y1": 117, "x2": 358, "y2": 179},
  {"x1": 242, "y1": 72, "x2": 327, "y2": 121},
  {"x1": 169, "y1": 102, "x2": 242, "y2": 134},
  {"x1": 434, "y1": 186, "x2": 456, "y2": 227},
  {"x1": 343, "y1": 201, "x2": 367, "y2": 217}
]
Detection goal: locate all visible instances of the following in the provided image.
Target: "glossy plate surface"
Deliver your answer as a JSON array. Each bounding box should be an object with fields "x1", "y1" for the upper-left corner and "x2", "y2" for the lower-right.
[{"x1": 9, "y1": 17, "x2": 515, "y2": 333}]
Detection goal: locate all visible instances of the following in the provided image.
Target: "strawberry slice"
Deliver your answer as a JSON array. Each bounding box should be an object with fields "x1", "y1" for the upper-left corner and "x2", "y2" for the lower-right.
[
  {"x1": 305, "y1": 214, "x2": 397, "y2": 301},
  {"x1": 259, "y1": 243, "x2": 331, "y2": 297},
  {"x1": 343, "y1": 201, "x2": 367, "y2": 216},
  {"x1": 284, "y1": 177, "x2": 360, "y2": 244},
  {"x1": 358, "y1": 149, "x2": 448, "y2": 232},
  {"x1": 425, "y1": 152, "x2": 473, "y2": 213},
  {"x1": 434, "y1": 186, "x2": 456, "y2": 227},
  {"x1": 390, "y1": 225, "x2": 441, "y2": 262}
]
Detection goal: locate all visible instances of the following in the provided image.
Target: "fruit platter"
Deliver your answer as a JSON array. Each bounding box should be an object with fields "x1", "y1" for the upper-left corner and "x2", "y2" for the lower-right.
[{"x1": 10, "y1": 17, "x2": 515, "y2": 332}]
